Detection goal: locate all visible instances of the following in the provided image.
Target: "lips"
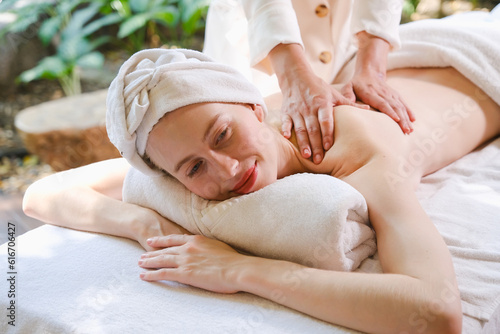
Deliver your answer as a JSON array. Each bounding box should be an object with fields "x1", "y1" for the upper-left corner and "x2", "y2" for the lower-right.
[{"x1": 232, "y1": 162, "x2": 258, "y2": 195}]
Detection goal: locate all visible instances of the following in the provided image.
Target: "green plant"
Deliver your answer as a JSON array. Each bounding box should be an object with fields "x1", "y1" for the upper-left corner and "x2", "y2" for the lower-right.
[
  {"x1": 109, "y1": 0, "x2": 210, "y2": 53},
  {"x1": 402, "y1": 0, "x2": 421, "y2": 23},
  {"x1": 0, "y1": 0, "x2": 210, "y2": 95},
  {"x1": 0, "y1": 0, "x2": 121, "y2": 95}
]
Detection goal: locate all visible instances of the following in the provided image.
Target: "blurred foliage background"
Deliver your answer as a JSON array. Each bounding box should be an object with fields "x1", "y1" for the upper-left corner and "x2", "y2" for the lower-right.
[
  {"x1": 0, "y1": 0, "x2": 498, "y2": 96},
  {"x1": 0, "y1": 0, "x2": 210, "y2": 95}
]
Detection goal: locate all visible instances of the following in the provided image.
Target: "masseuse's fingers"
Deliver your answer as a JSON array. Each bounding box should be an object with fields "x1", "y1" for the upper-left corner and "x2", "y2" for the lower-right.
[
  {"x1": 345, "y1": 78, "x2": 415, "y2": 134},
  {"x1": 317, "y1": 104, "x2": 334, "y2": 151},
  {"x1": 373, "y1": 91, "x2": 414, "y2": 134},
  {"x1": 287, "y1": 113, "x2": 312, "y2": 159},
  {"x1": 302, "y1": 113, "x2": 325, "y2": 164}
]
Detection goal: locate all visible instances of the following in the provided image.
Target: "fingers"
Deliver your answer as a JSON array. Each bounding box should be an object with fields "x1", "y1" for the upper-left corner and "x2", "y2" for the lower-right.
[
  {"x1": 146, "y1": 234, "x2": 190, "y2": 248},
  {"x1": 289, "y1": 109, "x2": 331, "y2": 163},
  {"x1": 281, "y1": 114, "x2": 293, "y2": 139},
  {"x1": 139, "y1": 253, "x2": 177, "y2": 268},
  {"x1": 317, "y1": 105, "x2": 334, "y2": 151},
  {"x1": 140, "y1": 268, "x2": 176, "y2": 282},
  {"x1": 340, "y1": 82, "x2": 356, "y2": 103},
  {"x1": 374, "y1": 93, "x2": 414, "y2": 134},
  {"x1": 353, "y1": 81, "x2": 415, "y2": 134}
]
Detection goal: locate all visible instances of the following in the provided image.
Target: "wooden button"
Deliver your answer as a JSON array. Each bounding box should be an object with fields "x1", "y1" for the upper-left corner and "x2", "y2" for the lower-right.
[
  {"x1": 319, "y1": 51, "x2": 332, "y2": 64},
  {"x1": 315, "y1": 4, "x2": 329, "y2": 17}
]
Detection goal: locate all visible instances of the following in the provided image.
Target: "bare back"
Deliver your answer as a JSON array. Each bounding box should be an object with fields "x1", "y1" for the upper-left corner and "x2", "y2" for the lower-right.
[{"x1": 266, "y1": 67, "x2": 500, "y2": 187}]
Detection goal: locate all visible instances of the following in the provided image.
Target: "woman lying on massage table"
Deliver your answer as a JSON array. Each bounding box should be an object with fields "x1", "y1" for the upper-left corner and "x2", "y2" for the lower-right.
[{"x1": 23, "y1": 47, "x2": 500, "y2": 334}]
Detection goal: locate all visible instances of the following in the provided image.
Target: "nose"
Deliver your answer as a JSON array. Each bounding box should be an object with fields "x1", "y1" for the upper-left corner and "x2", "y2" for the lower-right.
[{"x1": 208, "y1": 150, "x2": 239, "y2": 179}]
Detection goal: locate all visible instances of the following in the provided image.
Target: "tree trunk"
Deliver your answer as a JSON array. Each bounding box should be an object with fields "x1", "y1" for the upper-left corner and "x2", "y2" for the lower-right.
[{"x1": 14, "y1": 89, "x2": 120, "y2": 171}]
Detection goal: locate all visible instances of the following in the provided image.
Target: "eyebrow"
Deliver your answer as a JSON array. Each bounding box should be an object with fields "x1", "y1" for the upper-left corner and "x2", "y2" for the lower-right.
[{"x1": 174, "y1": 114, "x2": 222, "y2": 173}]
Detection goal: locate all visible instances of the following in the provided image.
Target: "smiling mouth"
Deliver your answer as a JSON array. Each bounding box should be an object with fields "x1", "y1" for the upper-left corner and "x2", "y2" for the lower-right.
[{"x1": 232, "y1": 162, "x2": 258, "y2": 195}]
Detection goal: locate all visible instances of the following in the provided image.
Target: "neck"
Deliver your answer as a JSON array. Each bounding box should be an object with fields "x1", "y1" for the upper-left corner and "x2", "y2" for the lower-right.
[{"x1": 272, "y1": 129, "x2": 307, "y2": 179}]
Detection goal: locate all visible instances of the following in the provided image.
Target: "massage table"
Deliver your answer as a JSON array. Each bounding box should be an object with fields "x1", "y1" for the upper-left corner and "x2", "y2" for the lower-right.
[{"x1": 1, "y1": 136, "x2": 500, "y2": 334}]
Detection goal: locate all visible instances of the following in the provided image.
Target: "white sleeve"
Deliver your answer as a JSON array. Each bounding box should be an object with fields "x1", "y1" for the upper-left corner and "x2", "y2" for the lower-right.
[
  {"x1": 240, "y1": 0, "x2": 303, "y2": 71},
  {"x1": 351, "y1": 0, "x2": 402, "y2": 49}
]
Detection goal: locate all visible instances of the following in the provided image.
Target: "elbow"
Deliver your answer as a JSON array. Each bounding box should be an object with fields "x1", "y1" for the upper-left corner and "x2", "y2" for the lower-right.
[
  {"x1": 412, "y1": 291, "x2": 462, "y2": 334},
  {"x1": 22, "y1": 182, "x2": 40, "y2": 219},
  {"x1": 433, "y1": 303, "x2": 462, "y2": 334},
  {"x1": 440, "y1": 301, "x2": 463, "y2": 334},
  {"x1": 22, "y1": 177, "x2": 55, "y2": 221}
]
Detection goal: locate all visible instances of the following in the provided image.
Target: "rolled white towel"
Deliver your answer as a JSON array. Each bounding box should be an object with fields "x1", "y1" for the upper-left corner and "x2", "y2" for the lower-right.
[{"x1": 123, "y1": 168, "x2": 375, "y2": 271}]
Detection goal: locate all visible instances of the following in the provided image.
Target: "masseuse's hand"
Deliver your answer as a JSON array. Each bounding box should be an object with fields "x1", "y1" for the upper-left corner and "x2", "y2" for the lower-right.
[
  {"x1": 341, "y1": 32, "x2": 416, "y2": 134},
  {"x1": 269, "y1": 44, "x2": 368, "y2": 164},
  {"x1": 135, "y1": 208, "x2": 191, "y2": 251},
  {"x1": 138, "y1": 234, "x2": 246, "y2": 293}
]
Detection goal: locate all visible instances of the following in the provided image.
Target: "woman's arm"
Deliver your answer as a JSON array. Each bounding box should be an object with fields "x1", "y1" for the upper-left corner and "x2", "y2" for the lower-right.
[
  {"x1": 138, "y1": 157, "x2": 462, "y2": 333},
  {"x1": 23, "y1": 158, "x2": 188, "y2": 250}
]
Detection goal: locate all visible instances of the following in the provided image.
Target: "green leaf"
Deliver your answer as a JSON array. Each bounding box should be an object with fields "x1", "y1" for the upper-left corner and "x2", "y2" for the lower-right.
[
  {"x1": 88, "y1": 35, "x2": 111, "y2": 51},
  {"x1": 153, "y1": 5, "x2": 179, "y2": 26},
  {"x1": 57, "y1": 0, "x2": 89, "y2": 17},
  {"x1": 76, "y1": 51, "x2": 105, "y2": 68},
  {"x1": 0, "y1": 0, "x2": 17, "y2": 12},
  {"x1": 5, "y1": 12, "x2": 40, "y2": 33},
  {"x1": 62, "y1": 2, "x2": 103, "y2": 40},
  {"x1": 180, "y1": 0, "x2": 210, "y2": 23},
  {"x1": 38, "y1": 16, "x2": 63, "y2": 46},
  {"x1": 57, "y1": 36, "x2": 92, "y2": 62},
  {"x1": 117, "y1": 13, "x2": 150, "y2": 38},
  {"x1": 80, "y1": 12, "x2": 123, "y2": 37},
  {"x1": 18, "y1": 56, "x2": 68, "y2": 82},
  {"x1": 110, "y1": 0, "x2": 131, "y2": 17},
  {"x1": 129, "y1": 0, "x2": 151, "y2": 13}
]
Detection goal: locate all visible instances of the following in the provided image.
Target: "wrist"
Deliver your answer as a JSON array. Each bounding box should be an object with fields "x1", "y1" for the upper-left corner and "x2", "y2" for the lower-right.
[
  {"x1": 128, "y1": 205, "x2": 158, "y2": 242},
  {"x1": 269, "y1": 43, "x2": 311, "y2": 86},
  {"x1": 355, "y1": 31, "x2": 390, "y2": 77}
]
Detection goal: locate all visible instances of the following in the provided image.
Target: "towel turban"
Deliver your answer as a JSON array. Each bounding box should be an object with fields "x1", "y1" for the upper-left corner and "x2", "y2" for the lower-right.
[{"x1": 106, "y1": 48, "x2": 267, "y2": 177}]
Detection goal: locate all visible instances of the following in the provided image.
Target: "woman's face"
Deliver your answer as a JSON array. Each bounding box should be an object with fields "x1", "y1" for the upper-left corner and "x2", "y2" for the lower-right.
[{"x1": 146, "y1": 102, "x2": 279, "y2": 200}]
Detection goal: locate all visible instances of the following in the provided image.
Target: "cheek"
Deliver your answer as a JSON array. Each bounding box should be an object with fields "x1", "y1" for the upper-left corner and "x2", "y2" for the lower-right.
[
  {"x1": 183, "y1": 177, "x2": 222, "y2": 200},
  {"x1": 237, "y1": 124, "x2": 274, "y2": 152}
]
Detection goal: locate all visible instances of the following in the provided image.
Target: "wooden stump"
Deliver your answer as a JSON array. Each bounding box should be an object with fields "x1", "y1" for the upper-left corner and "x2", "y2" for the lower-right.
[{"x1": 14, "y1": 89, "x2": 121, "y2": 171}]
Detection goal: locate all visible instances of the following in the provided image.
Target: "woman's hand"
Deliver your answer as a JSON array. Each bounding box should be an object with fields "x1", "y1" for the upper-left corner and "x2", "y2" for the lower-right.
[
  {"x1": 342, "y1": 32, "x2": 416, "y2": 134},
  {"x1": 269, "y1": 44, "x2": 367, "y2": 164},
  {"x1": 341, "y1": 69, "x2": 415, "y2": 134},
  {"x1": 134, "y1": 209, "x2": 191, "y2": 251},
  {"x1": 138, "y1": 234, "x2": 247, "y2": 293},
  {"x1": 279, "y1": 67, "x2": 368, "y2": 164}
]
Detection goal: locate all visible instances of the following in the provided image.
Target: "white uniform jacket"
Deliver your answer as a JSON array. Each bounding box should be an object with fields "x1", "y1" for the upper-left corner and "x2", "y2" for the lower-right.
[{"x1": 203, "y1": 0, "x2": 402, "y2": 95}]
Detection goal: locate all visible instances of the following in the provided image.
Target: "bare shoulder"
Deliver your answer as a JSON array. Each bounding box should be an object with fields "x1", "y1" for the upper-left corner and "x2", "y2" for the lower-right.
[{"x1": 319, "y1": 105, "x2": 406, "y2": 178}]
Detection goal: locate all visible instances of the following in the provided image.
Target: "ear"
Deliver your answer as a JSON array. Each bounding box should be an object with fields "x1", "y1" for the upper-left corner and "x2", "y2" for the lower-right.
[{"x1": 250, "y1": 104, "x2": 266, "y2": 123}]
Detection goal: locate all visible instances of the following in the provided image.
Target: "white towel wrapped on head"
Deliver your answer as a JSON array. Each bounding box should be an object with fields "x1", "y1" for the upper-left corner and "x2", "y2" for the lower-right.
[
  {"x1": 105, "y1": 48, "x2": 267, "y2": 177},
  {"x1": 123, "y1": 168, "x2": 375, "y2": 271}
]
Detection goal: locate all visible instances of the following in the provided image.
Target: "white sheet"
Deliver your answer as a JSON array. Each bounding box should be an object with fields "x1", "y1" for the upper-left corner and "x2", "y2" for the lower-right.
[{"x1": 1, "y1": 137, "x2": 500, "y2": 334}]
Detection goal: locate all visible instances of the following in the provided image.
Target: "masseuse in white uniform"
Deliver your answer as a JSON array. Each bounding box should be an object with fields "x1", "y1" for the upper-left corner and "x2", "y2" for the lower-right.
[{"x1": 204, "y1": 0, "x2": 414, "y2": 164}]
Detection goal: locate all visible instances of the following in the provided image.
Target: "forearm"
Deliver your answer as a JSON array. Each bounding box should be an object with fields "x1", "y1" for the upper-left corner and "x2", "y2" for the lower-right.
[
  {"x1": 268, "y1": 43, "x2": 312, "y2": 88},
  {"x1": 355, "y1": 31, "x2": 391, "y2": 79},
  {"x1": 23, "y1": 182, "x2": 147, "y2": 241},
  {"x1": 238, "y1": 257, "x2": 459, "y2": 334}
]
